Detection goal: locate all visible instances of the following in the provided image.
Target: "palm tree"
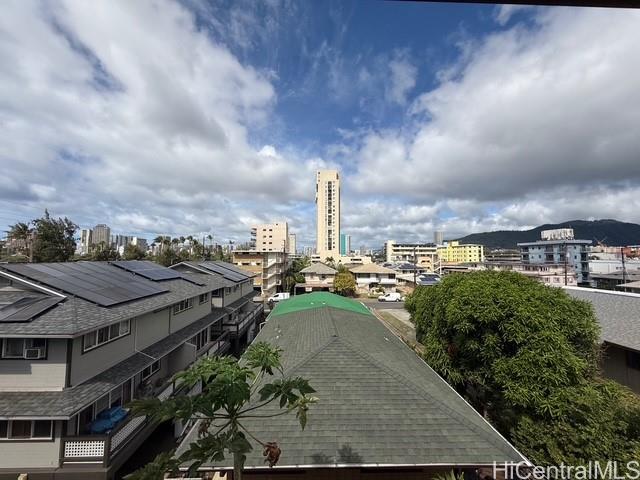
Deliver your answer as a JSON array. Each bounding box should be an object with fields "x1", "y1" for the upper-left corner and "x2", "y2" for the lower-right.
[
  {"x1": 7, "y1": 222, "x2": 33, "y2": 260},
  {"x1": 153, "y1": 236, "x2": 164, "y2": 254},
  {"x1": 207, "y1": 234, "x2": 213, "y2": 254}
]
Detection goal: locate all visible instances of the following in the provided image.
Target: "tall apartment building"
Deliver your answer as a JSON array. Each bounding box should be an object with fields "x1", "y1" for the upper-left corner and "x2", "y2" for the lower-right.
[
  {"x1": 518, "y1": 228, "x2": 591, "y2": 284},
  {"x1": 433, "y1": 231, "x2": 444, "y2": 245},
  {"x1": 251, "y1": 222, "x2": 289, "y2": 252},
  {"x1": 340, "y1": 233, "x2": 351, "y2": 256},
  {"x1": 288, "y1": 233, "x2": 297, "y2": 255},
  {"x1": 316, "y1": 170, "x2": 340, "y2": 260},
  {"x1": 92, "y1": 224, "x2": 111, "y2": 247},
  {"x1": 437, "y1": 241, "x2": 484, "y2": 264},
  {"x1": 131, "y1": 237, "x2": 148, "y2": 252},
  {"x1": 0, "y1": 260, "x2": 261, "y2": 479}
]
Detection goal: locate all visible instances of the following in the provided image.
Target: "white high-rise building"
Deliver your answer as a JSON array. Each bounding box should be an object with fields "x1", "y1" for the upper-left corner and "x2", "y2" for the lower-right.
[
  {"x1": 78, "y1": 228, "x2": 92, "y2": 255},
  {"x1": 315, "y1": 170, "x2": 340, "y2": 260},
  {"x1": 288, "y1": 233, "x2": 297, "y2": 255},
  {"x1": 92, "y1": 224, "x2": 111, "y2": 247},
  {"x1": 434, "y1": 231, "x2": 444, "y2": 245}
]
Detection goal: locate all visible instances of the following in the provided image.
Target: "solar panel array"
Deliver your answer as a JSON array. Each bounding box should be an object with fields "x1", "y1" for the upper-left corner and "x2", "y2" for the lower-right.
[
  {"x1": 2, "y1": 263, "x2": 170, "y2": 307},
  {"x1": 211, "y1": 261, "x2": 255, "y2": 278},
  {"x1": 0, "y1": 295, "x2": 64, "y2": 323},
  {"x1": 198, "y1": 261, "x2": 249, "y2": 282},
  {"x1": 112, "y1": 260, "x2": 205, "y2": 286}
]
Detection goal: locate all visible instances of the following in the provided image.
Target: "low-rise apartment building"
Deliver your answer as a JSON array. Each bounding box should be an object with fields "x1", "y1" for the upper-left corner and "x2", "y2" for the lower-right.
[
  {"x1": 437, "y1": 241, "x2": 484, "y2": 264},
  {"x1": 0, "y1": 260, "x2": 261, "y2": 480},
  {"x1": 349, "y1": 264, "x2": 397, "y2": 294},
  {"x1": 250, "y1": 222, "x2": 289, "y2": 253},
  {"x1": 518, "y1": 229, "x2": 591, "y2": 285},
  {"x1": 233, "y1": 250, "x2": 288, "y2": 299}
]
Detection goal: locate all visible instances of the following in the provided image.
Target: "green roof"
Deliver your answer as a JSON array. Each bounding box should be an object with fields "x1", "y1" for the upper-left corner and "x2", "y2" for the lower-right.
[{"x1": 270, "y1": 292, "x2": 372, "y2": 317}]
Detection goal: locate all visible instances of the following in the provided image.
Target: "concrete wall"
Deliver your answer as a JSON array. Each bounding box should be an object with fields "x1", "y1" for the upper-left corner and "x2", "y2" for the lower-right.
[
  {"x1": 602, "y1": 344, "x2": 640, "y2": 394},
  {"x1": 0, "y1": 421, "x2": 62, "y2": 469},
  {"x1": 0, "y1": 339, "x2": 67, "y2": 392}
]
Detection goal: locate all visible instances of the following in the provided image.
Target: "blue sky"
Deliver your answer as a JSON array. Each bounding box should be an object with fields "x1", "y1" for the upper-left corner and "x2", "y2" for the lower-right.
[{"x1": 1, "y1": 1, "x2": 640, "y2": 249}]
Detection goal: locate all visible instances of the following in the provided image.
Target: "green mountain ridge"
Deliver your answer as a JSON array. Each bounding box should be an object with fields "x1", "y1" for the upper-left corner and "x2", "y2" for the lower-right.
[{"x1": 455, "y1": 219, "x2": 640, "y2": 250}]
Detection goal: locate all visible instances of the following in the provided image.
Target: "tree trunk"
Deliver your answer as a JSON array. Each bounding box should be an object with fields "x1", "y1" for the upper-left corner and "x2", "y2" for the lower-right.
[{"x1": 233, "y1": 453, "x2": 243, "y2": 480}]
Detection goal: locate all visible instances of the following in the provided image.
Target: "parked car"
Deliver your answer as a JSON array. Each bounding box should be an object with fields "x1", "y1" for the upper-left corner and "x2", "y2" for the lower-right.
[
  {"x1": 268, "y1": 292, "x2": 290, "y2": 303},
  {"x1": 377, "y1": 292, "x2": 402, "y2": 302}
]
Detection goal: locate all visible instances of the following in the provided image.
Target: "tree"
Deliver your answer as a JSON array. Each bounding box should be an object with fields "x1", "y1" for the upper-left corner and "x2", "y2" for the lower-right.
[
  {"x1": 129, "y1": 342, "x2": 316, "y2": 480},
  {"x1": 6, "y1": 222, "x2": 33, "y2": 259},
  {"x1": 31, "y1": 210, "x2": 77, "y2": 262},
  {"x1": 123, "y1": 243, "x2": 146, "y2": 260},
  {"x1": 283, "y1": 256, "x2": 310, "y2": 293},
  {"x1": 91, "y1": 241, "x2": 119, "y2": 261},
  {"x1": 324, "y1": 256, "x2": 335, "y2": 268},
  {"x1": 334, "y1": 271, "x2": 356, "y2": 297},
  {"x1": 406, "y1": 271, "x2": 640, "y2": 466},
  {"x1": 156, "y1": 247, "x2": 180, "y2": 267}
]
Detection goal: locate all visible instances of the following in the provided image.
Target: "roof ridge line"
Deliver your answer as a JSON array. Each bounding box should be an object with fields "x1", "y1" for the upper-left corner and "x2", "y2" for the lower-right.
[{"x1": 328, "y1": 311, "x2": 517, "y2": 455}]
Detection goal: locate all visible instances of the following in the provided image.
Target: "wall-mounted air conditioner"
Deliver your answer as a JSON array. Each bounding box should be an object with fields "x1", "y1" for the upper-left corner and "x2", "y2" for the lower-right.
[{"x1": 24, "y1": 348, "x2": 44, "y2": 359}]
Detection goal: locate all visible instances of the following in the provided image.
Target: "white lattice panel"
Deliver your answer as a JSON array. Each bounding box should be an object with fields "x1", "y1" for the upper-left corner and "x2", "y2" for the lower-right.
[
  {"x1": 110, "y1": 415, "x2": 146, "y2": 452},
  {"x1": 64, "y1": 440, "x2": 105, "y2": 458}
]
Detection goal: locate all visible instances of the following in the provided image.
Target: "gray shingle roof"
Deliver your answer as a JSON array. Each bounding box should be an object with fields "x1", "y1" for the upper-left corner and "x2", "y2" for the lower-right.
[
  {"x1": 564, "y1": 287, "x2": 640, "y2": 352},
  {"x1": 0, "y1": 267, "x2": 227, "y2": 337},
  {"x1": 178, "y1": 302, "x2": 527, "y2": 468},
  {"x1": 0, "y1": 309, "x2": 228, "y2": 419},
  {"x1": 300, "y1": 263, "x2": 338, "y2": 275}
]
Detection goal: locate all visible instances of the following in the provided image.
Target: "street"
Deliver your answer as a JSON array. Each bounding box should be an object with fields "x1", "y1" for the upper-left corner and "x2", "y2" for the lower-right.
[{"x1": 360, "y1": 298, "x2": 406, "y2": 309}]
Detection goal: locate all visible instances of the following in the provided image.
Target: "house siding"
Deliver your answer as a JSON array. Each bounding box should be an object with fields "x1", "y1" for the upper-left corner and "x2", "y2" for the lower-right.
[
  {"x1": 135, "y1": 309, "x2": 170, "y2": 350},
  {"x1": 69, "y1": 331, "x2": 136, "y2": 387},
  {"x1": 602, "y1": 344, "x2": 640, "y2": 394},
  {"x1": 0, "y1": 339, "x2": 67, "y2": 392},
  {"x1": 0, "y1": 421, "x2": 62, "y2": 469}
]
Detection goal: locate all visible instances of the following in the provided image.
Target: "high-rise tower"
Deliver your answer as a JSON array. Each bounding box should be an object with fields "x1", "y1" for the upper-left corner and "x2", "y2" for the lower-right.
[{"x1": 315, "y1": 170, "x2": 340, "y2": 260}]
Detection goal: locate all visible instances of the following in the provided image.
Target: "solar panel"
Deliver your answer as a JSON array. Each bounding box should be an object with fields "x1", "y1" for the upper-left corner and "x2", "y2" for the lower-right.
[
  {"x1": 1, "y1": 263, "x2": 169, "y2": 307},
  {"x1": 0, "y1": 296, "x2": 64, "y2": 322},
  {"x1": 111, "y1": 261, "x2": 205, "y2": 286},
  {"x1": 211, "y1": 261, "x2": 253, "y2": 278},
  {"x1": 198, "y1": 262, "x2": 247, "y2": 282}
]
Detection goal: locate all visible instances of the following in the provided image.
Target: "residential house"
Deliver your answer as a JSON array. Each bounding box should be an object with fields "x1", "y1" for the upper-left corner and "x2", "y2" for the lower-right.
[
  {"x1": 296, "y1": 263, "x2": 338, "y2": 294},
  {"x1": 349, "y1": 264, "x2": 397, "y2": 294},
  {"x1": 177, "y1": 292, "x2": 529, "y2": 478},
  {"x1": 0, "y1": 260, "x2": 259, "y2": 479},
  {"x1": 565, "y1": 287, "x2": 640, "y2": 394}
]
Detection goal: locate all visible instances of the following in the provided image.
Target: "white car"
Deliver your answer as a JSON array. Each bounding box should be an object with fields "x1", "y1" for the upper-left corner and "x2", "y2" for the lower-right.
[
  {"x1": 377, "y1": 292, "x2": 402, "y2": 302},
  {"x1": 268, "y1": 292, "x2": 290, "y2": 303}
]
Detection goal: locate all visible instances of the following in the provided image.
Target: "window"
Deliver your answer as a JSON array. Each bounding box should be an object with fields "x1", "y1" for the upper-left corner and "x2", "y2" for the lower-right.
[
  {"x1": 83, "y1": 320, "x2": 130, "y2": 352},
  {"x1": 2, "y1": 338, "x2": 25, "y2": 358},
  {"x1": 1, "y1": 338, "x2": 47, "y2": 359},
  {"x1": 142, "y1": 360, "x2": 160, "y2": 380},
  {"x1": 172, "y1": 298, "x2": 193, "y2": 315},
  {"x1": 0, "y1": 420, "x2": 53, "y2": 440},
  {"x1": 9, "y1": 420, "x2": 31, "y2": 439},
  {"x1": 627, "y1": 350, "x2": 640, "y2": 371},
  {"x1": 33, "y1": 420, "x2": 53, "y2": 439},
  {"x1": 199, "y1": 293, "x2": 209, "y2": 304},
  {"x1": 189, "y1": 329, "x2": 209, "y2": 351},
  {"x1": 212, "y1": 289, "x2": 222, "y2": 298}
]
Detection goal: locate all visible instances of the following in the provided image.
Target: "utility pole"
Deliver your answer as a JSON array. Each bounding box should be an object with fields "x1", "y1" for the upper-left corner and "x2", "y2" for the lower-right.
[
  {"x1": 563, "y1": 242, "x2": 568, "y2": 286},
  {"x1": 413, "y1": 246, "x2": 417, "y2": 288},
  {"x1": 621, "y1": 247, "x2": 627, "y2": 285}
]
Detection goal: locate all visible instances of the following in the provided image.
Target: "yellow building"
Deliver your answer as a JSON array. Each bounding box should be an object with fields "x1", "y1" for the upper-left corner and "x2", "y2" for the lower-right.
[{"x1": 437, "y1": 241, "x2": 484, "y2": 264}]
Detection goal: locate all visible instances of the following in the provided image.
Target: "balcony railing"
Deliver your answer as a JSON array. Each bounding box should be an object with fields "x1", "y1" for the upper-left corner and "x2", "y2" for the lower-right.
[{"x1": 62, "y1": 413, "x2": 148, "y2": 465}]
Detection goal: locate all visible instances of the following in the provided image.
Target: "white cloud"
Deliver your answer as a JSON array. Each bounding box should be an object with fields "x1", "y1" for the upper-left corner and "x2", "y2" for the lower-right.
[{"x1": 386, "y1": 52, "x2": 418, "y2": 105}]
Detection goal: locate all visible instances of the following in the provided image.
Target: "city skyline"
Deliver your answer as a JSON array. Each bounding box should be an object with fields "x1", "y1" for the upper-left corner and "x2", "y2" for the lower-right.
[{"x1": 2, "y1": 2, "x2": 640, "y2": 248}]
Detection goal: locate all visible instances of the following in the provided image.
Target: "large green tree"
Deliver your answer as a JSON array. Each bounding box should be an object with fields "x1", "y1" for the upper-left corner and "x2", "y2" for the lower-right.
[
  {"x1": 129, "y1": 342, "x2": 316, "y2": 480},
  {"x1": 6, "y1": 222, "x2": 33, "y2": 259},
  {"x1": 406, "y1": 271, "x2": 640, "y2": 465},
  {"x1": 283, "y1": 256, "x2": 310, "y2": 293},
  {"x1": 334, "y1": 271, "x2": 356, "y2": 297},
  {"x1": 31, "y1": 210, "x2": 77, "y2": 262},
  {"x1": 123, "y1": 243, "x2": 146, "y2": 260}
]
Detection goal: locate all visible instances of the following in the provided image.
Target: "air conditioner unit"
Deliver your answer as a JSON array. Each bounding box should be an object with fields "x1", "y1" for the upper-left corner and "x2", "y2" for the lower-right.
[{"x1": 24, "y1": 348, "x2": 44, "y2": 359}]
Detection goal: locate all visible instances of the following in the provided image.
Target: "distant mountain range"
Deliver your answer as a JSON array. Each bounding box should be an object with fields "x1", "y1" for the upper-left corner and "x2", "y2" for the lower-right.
[{"x1": 455, "y1": 219, "x2": 640, "y2": 250}]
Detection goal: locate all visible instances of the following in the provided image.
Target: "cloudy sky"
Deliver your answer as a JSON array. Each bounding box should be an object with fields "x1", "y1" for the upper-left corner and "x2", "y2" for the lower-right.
[{"x1": 2, "y1": 1, "x2": 640, "y2": 249}]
